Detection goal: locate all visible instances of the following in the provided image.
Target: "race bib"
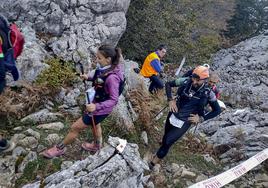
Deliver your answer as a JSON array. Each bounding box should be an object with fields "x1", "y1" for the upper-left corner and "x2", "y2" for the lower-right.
[{"x1": 169, "y1": 114, "x2": 184, "y2": 128}]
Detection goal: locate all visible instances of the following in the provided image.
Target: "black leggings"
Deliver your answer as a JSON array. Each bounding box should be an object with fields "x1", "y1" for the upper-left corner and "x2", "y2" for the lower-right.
[
  {"x1": 156, "y1": 112, "x2": 191, "y2": 159},
  {"x1": 0, "y1": 59, "x2": 6, "y2": 94},
  {"x1": 149, "y1": 75, "x2": 164, "y2": 93}
]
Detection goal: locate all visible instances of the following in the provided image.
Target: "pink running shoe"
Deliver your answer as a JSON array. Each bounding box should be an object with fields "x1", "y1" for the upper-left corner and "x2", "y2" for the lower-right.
[
  {"x1": 81, "y1": 142, "x2": 100, "y2": 152},
  {"x1": 41, "y1": 146, "x2": 65, "y2": 159}
]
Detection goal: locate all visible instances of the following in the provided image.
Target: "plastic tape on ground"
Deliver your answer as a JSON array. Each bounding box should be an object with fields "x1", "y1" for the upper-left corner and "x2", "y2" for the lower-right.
[{"x1": 189, "y1": 148, "x2": 268, "y2": 188}]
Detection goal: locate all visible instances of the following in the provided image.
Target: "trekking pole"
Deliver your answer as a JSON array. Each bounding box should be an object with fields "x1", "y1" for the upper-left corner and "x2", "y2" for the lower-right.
[
  {"x1": 77, "y1": 61, "x2": 87, "y2": 90},
  {"x1": 77, "y1": 62, "x2": 99, "y2": 152},
  {"x1": 152, "y1": 95, "x2": 179, "y2": 120},
  {"x1": 152, "y1": 104, "x2": 168, "y2": 120},
  {"x1": 91, "y1": 115, "x2": 99, "y2": 150},
  {"x1": 193, "y1": 124, "x2": 198, "y2": 134},
  {"x1": 175, "y1": 56, "x2": 186, "y2": 77},
  {"x1": 152, "y1": 57, "x2": 186, "y2": 121},
  {"x1": 86, "y1": 88, "x2": 98, "y2": 150}
]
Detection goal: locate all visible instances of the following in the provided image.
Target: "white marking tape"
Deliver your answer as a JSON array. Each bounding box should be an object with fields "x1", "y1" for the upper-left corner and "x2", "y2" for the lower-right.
[{"x1": 189, "y1": 148, "x2": 268, "y2": 188}]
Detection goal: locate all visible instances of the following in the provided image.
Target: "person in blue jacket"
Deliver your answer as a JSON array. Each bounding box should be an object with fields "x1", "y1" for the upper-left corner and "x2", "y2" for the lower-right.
[{"x1": 140, "y1": 44, "x2": 167, "y2": 94}]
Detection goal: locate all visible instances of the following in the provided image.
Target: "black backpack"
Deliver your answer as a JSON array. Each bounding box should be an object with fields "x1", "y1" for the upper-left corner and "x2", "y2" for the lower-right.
[{"x1": 93, "y1": 69, "x2": 125, "y2": 102}]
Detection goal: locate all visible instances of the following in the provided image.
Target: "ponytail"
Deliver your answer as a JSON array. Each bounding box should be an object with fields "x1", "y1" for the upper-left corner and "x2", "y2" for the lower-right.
[{"x1": 113, "y1": 47, "x2": 122, "y2": 66}]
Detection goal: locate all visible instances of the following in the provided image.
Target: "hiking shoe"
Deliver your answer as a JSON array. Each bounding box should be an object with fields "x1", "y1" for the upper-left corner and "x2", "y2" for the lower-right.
[
  {"x1": 148, "y1": 161, "x2": 155, "y2": 171},
  {"x1": 0, "y1": 140, "x2": 16, "y2": 153},
  {"x1": 148, "y1": 161, "x2": 161, "y2": 173},
  {"x1": 81, "y1": 142, "x2": 100, "y2": 152},
  {"x1": 41, "y1": 146, "x2": 65, "y2": 159}
]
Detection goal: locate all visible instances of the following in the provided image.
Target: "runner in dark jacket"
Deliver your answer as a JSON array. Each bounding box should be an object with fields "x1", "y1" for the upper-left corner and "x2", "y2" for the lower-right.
[{"x1": 149, "y1": 65, "x2": 221, "y2": 168}]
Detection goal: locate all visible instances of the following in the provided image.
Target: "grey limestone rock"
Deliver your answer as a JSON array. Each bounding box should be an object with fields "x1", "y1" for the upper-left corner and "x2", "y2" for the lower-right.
[
  {"x1": 212, "y1": 33, "x2": 268, "y2": 111},
  {"x1": 23, "y1": 137, "x2": 148, "y2": 188}
]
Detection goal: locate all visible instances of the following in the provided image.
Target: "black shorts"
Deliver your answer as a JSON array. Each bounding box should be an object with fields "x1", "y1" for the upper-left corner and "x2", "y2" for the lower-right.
[{"x1": 82, "y1": 113, "x2": 109, "y2": 126}]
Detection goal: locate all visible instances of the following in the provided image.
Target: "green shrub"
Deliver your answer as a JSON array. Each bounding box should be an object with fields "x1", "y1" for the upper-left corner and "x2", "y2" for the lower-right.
[
  {"x1": 187, "y1": 35, "x2": 221, "y2": 64},
  {"x1": 223, "y1": 0, "x2": 268, "y2": 44},
  {"x1": 119, "y1": 0, "x2": 232, "y2": 65},
  {"x1": 35, "y1": 58, "x2": 77, "y2": 89}
]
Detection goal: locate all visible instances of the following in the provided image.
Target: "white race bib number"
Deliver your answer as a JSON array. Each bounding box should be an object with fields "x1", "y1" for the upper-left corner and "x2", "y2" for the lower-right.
[{"x1": 169, "y1": 114, "x2": 184, "y2": 128}]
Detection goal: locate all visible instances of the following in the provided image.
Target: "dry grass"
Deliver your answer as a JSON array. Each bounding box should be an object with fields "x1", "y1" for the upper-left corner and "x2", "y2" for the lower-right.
[
  {"x1": 182, "y1": 133, "x2": 214, "y2": 154},
  {"x1": 125, "y1": 81, "x2": 166, "y2": 129},
  {"x1": 0, "y1": 81, "x2": 54, "y2": 118}
]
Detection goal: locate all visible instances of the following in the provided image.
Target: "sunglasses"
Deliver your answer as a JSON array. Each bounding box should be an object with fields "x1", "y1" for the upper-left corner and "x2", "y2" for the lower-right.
[{"x1": 192, "y1": 74, "x2": 207, "y2": 81}]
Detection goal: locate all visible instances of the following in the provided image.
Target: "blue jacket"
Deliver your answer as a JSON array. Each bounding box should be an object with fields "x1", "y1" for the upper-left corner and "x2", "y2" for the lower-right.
[{"x1": 150, "y1": 51, "x2": 162, "y2": 73}]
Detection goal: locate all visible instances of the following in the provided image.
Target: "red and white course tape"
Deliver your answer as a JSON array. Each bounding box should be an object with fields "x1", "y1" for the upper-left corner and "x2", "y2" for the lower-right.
[{"x1": 189, "y1": 148, "x2": 268, "y2": 188}]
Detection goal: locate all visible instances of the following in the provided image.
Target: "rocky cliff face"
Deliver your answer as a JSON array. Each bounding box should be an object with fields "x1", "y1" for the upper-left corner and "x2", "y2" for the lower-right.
[
  {"x1": 0, "y1": 1, "x2": 152, "y2": 187},
  {"x1": 1, "y1": 0, "x2": 130, "y2": 81},
  {"x1": 1, "y1": 0, "x2": 136, "y2": 129},
  {"x1": 212, "y1": 32, "x2": 268, "y2": 111},
  {"x1": 185, "y1": 32, "x2": 268, "y2": 187},
  {"x1": 198, "y1": 32, "x2": 268, "y2": 163}
]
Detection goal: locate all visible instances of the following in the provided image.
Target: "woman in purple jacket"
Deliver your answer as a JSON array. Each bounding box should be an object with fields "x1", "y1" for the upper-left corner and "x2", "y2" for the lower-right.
[{"x1": 42, "y1": 44, "x2": 124, "y2": 158}]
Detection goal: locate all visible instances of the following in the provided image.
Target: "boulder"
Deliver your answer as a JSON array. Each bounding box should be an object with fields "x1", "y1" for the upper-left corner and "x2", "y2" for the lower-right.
[
  {"x1": 23, "y1": 137, "x2": 148, "y2": 188},
  {"x1": 212, "y1": 33, "x2": 268, "y2": 111}
]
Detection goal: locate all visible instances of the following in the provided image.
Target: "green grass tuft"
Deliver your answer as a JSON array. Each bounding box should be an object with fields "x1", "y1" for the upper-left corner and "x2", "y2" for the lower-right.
[{"x1": 35, "y1": 58, "x2": 77, "y2": 89}]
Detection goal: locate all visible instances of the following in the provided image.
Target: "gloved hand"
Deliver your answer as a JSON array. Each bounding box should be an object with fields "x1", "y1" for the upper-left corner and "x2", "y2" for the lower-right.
[{"x1": 188, "y1": 114, "x2": 204, "y2": 124}]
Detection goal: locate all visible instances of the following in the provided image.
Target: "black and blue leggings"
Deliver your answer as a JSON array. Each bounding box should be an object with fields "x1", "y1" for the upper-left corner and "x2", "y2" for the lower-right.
[
  {"x1": 156, "y1": 112, "x2": 191, "y2": 159},
  {"x1": 149, "y1": 75, "x2": 164, "y2": 93}
]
